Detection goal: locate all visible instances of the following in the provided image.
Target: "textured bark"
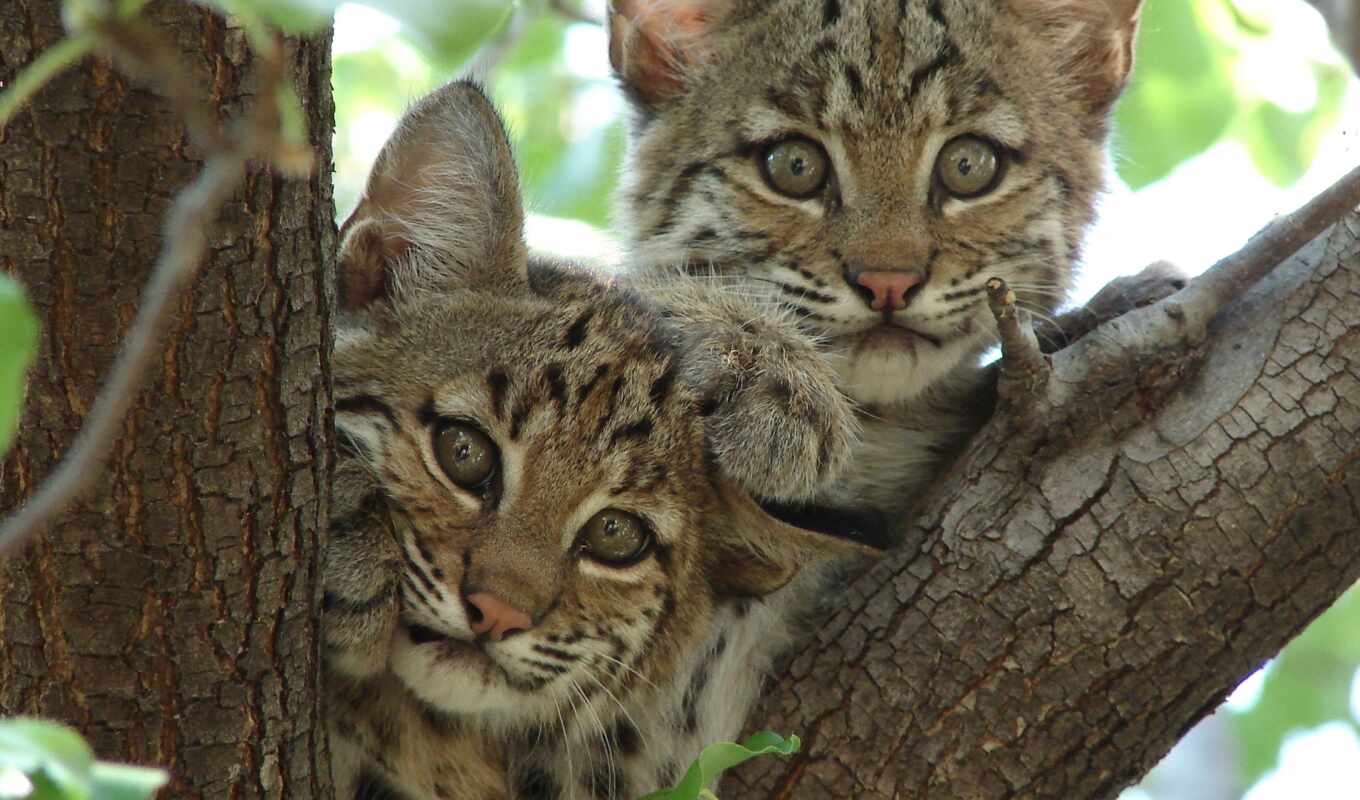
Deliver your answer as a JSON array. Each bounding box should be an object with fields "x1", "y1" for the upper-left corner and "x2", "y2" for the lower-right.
[
  {"x1": 730, "y1": 212, "x2": 1360, "y2": 798},
  {"x1": 0, "y1": 2, "x2": 336, "y2": 798}
]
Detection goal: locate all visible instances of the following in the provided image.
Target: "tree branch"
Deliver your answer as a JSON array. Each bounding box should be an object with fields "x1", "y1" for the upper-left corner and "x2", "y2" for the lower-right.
[{"x1": 731, "y1": 170, "x2": 1360, "y2": 797}]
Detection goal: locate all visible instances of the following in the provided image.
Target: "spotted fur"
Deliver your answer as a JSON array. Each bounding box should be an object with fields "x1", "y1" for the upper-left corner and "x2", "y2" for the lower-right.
[
  {"x1": 323, "y1": 81, "x2": 869, "y2": 800},
  {"x1": 610, "y1": 0, "x2": 1151, "y2": 518}
]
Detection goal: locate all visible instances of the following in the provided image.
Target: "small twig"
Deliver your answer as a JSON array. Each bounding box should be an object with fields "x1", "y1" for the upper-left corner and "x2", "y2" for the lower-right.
[
  {"x1": 987, "y1": 278, "x2": 1050, "y2": 405},
  {"x1": 549, "y1": 0, "x2": 605, "y2": 26},
  {"x1": 1175, "y1": 161, "x2": 1360, "y2": 335},
  {"x1": 0, "y1": 26, "x2": 297, "y2": 556}
]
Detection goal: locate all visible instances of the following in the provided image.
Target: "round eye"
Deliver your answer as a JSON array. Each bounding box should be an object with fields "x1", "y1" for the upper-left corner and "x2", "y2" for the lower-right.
[
  {"x1": 433, "y1": 423, "x2": 498, "y2": 490},
  {"x1": 760, "y1": 137, "x2": 830, "y2": 199},
  {"x1": 580, "y1": 510, "x2": 651, "y2": 566},
  {"x1": 936, "y1": 136, "x2": 1003, "y2": 199}
]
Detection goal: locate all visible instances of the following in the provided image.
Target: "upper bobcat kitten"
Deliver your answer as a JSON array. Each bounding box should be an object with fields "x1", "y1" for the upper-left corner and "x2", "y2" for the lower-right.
[
  {"x1": 323, "y1": 81, "x2": 865, "y2": 800},
  {"x1": 609, "y1": 0, "x2": 1151, "y2": 517}
]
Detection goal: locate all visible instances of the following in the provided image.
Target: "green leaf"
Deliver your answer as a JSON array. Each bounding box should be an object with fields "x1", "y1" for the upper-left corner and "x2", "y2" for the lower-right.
[
  {"x1": 0, "y1": 719, "x2": 168, "y2": 800},
  {"x1": 0, "y1": 275, "x2": 38, "y2": 455},
  {"x1": 0, "y1": 718, "x2": 95, "y2": 800},
  {"x1": 89, "y1": 763, "x2": 170, "y2": 800},
  {"x1": 641, "y1": 732, "x2": 801, "y2": 800}
]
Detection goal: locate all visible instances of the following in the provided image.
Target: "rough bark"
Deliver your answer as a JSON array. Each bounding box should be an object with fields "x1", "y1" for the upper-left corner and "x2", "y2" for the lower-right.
[
  {"x1": 0, "y1": 2, "x2": 336, "y2": 798},
  {"x1": 730, "y1": 212, "x2": 1360, "y2": 798}
]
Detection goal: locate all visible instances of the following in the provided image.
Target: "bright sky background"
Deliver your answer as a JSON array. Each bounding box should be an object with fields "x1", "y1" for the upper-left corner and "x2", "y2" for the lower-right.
[{"x1": 332, "y1": 3, "x2": 1360, "y2": 796}]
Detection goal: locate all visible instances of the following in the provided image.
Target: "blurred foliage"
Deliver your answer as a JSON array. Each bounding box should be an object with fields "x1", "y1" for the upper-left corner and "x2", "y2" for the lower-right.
[
  {"x1": 641, "y1": 732, "x2": 800, "y2": 800},
  {"x1": 0, "y1": 276, "x2": 38, "y2": 456},
  {"x1": 0, "y1": 718, "x2": 167, "y2": 800},
  {"x1": 1230, "y1": 584, "x2": 1360, "y2": 788},
  {"x1": 1116, "y1": 0, "x2": 1350, "y2": 187}
]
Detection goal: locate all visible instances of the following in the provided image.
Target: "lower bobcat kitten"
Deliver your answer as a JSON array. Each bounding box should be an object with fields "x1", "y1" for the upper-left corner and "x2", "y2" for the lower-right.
[
  {"x1": 323, "y1": 81, "x2": 869, "y2": 800},
  {"x1": 608, "y1": 0, "x2": 1173, "y2": 520}
]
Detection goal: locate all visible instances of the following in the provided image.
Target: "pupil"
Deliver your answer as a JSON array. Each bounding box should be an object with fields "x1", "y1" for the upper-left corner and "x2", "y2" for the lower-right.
[
  {"x1": 790, "y1": 157, "x2": 806, "y2": 176},
  {"x1": 455, "y1": 443, "x2": 469, "y2": 461},
  {"x1": 958, "y1": 158, "x2": 973, "y2": 176}
]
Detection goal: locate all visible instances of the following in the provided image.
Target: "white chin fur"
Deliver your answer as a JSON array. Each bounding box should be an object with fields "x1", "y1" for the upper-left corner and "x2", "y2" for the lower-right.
[
  {"x1": 390, "y1": 635, "x2": 549, "y2": 723},
  {"x1": 834, "y1": 335, "x2": 975, "y2": 406}
]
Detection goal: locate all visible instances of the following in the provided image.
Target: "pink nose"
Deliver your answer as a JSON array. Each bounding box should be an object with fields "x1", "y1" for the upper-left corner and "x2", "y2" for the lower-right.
[
  {"x1": 465, "y1": 592, "x2": 532, "y2": 641},
  {"x1": 854, "y1": 270, "x2": 923, "y2": 312}
]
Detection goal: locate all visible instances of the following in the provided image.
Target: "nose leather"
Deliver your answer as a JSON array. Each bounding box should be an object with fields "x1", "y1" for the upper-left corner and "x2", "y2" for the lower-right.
[
  {"x1": 464, "y1": 591, "x2": 532, "y2": 641},
  {"x1": 853, "y1": 270, "x2": 924, "y2": 312}
]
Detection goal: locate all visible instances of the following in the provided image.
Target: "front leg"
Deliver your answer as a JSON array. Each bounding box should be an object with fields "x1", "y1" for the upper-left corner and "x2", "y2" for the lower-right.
[
  {"x1": 658, "y1": 281, "x2": 860, "y2": 503},
  {"x1": 1036, "y1": 260, "x2": 1189, "y2": 351}
]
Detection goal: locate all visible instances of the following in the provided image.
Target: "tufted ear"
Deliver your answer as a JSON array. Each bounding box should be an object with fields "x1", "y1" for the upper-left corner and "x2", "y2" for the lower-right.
[
  {"x1": 608, "y1": 0, "x2": 734, "y2": 108},
  {"x1": 703, "y1": 481, "x2": 880, "y2": 599},
  {"x1": 337, "y1": 80, "x2": 527, "y2": 313},
  {"x1": 1009, "y1": 0, "x2": 1145, "y2": 110}
]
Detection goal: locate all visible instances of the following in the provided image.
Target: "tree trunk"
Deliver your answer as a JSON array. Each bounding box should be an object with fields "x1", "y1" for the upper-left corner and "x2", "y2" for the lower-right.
[
  {"x1": 0, "y1": 2, "x2": 336, "y2": 798},
  {"x1": 730, "y1": 213, "x2": 1360, "y2": 798}
]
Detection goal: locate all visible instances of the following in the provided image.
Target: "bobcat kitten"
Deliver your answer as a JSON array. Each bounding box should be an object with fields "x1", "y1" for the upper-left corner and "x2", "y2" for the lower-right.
[
  {"x1": 323, "y1": 81, "x2": 867, "y2": 800},
  {"x1": 609, "y1": 0, "x2": 1153, "y2": 518}
]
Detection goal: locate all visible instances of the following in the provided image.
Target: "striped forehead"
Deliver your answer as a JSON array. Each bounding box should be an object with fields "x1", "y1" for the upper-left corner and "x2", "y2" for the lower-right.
[
  {"x1": 735, "y1": 0, "x2": 996, "y2": 131},
  {"x1": 462, "y1": 303, "x2": 695, "y2": 493}
]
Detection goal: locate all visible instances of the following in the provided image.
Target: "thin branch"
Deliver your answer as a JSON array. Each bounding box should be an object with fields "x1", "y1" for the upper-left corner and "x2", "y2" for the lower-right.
[
  {"x1": 1175, "y1": 161, "x2": 1360, "y2": 334},
  {"x1": 0, "y1": 26, "x2": 296, "y2": 556}
]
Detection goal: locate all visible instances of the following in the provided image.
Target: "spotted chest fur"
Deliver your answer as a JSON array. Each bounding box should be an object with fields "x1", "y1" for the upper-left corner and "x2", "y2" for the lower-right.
[
  {"x1": 608, "y1": 0, "x2": 1149, "y2": 520},
  {"x1": 322, "y1": 81, "x2": 868, "y2": 800}
]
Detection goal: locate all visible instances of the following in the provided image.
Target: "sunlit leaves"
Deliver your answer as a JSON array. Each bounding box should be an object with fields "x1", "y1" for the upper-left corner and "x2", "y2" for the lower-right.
[{"x1": 1116, "y1": 0, "x2": 1349, "y2": 189}]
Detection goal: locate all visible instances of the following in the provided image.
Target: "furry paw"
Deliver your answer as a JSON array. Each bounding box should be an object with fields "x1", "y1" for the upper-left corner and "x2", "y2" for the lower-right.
[
  {"x1": 680, "y1": 318, "x2": 859, "y2": 503},
  {"x1": 1041, "y1": 261, "x2": 1189, "y2": 351},
  {"x1": 1085, "y1": 260, "x2": 1188, "y2": 321}
]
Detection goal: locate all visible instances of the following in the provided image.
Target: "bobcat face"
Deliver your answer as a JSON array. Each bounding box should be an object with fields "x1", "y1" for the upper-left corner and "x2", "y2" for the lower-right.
[
  {"x1": 611, "y1": 0, "x2": 1144, "y2": 406},
  {"x1": 338, "y1": 284, "x2": 729, "y2": 726},
  {"x1": 326, "y1": 81, "x2": 859, "y2": 742}
]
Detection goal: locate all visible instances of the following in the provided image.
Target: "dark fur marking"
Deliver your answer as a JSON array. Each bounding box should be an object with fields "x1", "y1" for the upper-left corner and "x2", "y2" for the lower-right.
[
  {"x1": 682, "y1": 648, "x2": 715, "y2": 733},
  {"x1": 531, "y1": 643, "x2": 580, "y2": 661},
  {"x1": 509, "y1": 398, "x2": 534, "y2": 441},
  {"x1": 823, "y1": 0, "x2": 840, "y2": 25},
  {"x1": 843, "y1": 63, "x2": 865, "y2": 104},
  {"x1": 544, "y1": 364, "x2": 567, "y2": 408},
  {"x1": 354, "y1": 770, "x2": 409, "y2": 800},
  {"x1": 323, "y1": 582, "x2": 396, "y2": 615},
  {"x1": 775, "y1": 281, "x2": 837, "y2": 305},
  {"x1": 608, "y1": 717, "x2": 642, "y2": 756},
  {"x1": 907, "y1": 41, "x2": 962, "y2": 100},
  {"x1": 417, "y1": 396, "x2": 437, "y2": 427},
  {"x1": 487, "y1": 369, "x2": 510, "y2": 420},
  {"x1": 649, "y1": 365, "x2": 677, "y2": 408},
  {"x1": 515, "y1": 767, "x2": 561, "y2": 800},
  {"x1": 336, "y1": 395, "x2": 397, "y2": 426},
  {"x1": 610, "y1": 417, "x2": 655, "y2": 444},
  {"x1": 927, "y1": 0, "x2": 947, "y2": 26},
  {"x1": 565, "y1": 309, "x2": 594, "y2": 349}
]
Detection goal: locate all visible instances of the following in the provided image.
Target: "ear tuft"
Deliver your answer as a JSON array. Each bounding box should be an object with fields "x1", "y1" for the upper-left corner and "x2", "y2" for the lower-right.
[
  {"x1": 335, "y1": 80, "x2": 527, "y2": 314},
  {"x1": 704, "y1": 481, "x2": 879, "y2": 599},
  {"x1": 608, "y1": 0, "x2": 731, "y2": 107},
  {"x1": 1009, "y1": 0, "x2": 1145, "y2": 110}
]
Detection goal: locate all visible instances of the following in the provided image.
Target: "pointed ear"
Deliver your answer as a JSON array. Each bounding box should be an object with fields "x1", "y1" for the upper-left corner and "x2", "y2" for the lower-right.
[
  {"x1": 1009, "y1": 0, "x2": 1145, "y2": 110},
  {"x1": 336, "y1": 80, "x2": 527, "y2": 313},
  {"x1": 704, "y1": 482, "x2": 880, "y2": 599},
  {"x1": 608, "y1": 0, "x2": 732, "y2": 108}
]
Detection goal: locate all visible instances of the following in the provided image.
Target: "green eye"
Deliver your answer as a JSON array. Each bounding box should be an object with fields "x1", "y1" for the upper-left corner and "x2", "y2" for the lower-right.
[
  {"x1": 580, "y1": 510, "x2": 651, "y2": 566},
  {"x1": 936, "y1": 135, "x2": 1003, "y2": 199},
  {"x1": 761, "y1": 137, "x2": 830, "y2": 199},
  {"x1": 433, "y1": 423, "x2": 498, "y2": 490}
]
